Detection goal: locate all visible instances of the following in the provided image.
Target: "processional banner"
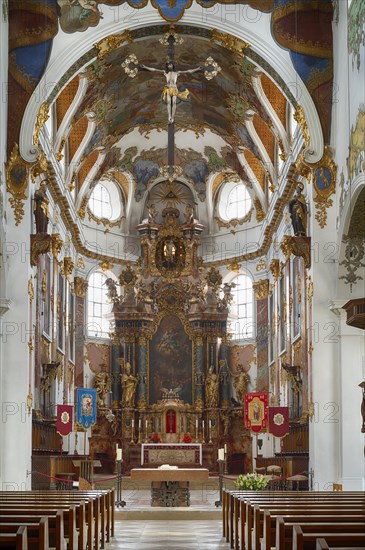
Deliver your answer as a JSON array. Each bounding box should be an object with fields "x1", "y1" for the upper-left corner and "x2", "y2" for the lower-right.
[
  {"x1": 56, "y1": 404, "x2": 73, "y2": 436},
  {"x1": 244, "y1": 392, "x2": 268, "y2": 433},
  {"x1": 76, "y1": 388, "x2": 97, "y2": 429},
  {"x1": 269, "y1": 406, "x2": 289, "y2": 437}
]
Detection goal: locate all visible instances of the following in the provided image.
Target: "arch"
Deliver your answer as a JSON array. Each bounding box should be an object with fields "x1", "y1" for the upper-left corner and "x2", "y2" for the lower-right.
[{"x1": 20, "y1": 12, "x2": 323, "y2": 165}]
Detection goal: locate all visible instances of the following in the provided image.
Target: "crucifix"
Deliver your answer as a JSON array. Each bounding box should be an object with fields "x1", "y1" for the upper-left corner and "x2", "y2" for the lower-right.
[{"x1": 122, "y1": 27, "x2": 221, "y2": 176}]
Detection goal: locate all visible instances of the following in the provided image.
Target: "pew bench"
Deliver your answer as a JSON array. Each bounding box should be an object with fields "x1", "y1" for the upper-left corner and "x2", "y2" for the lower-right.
[
  {"x1": 0, "y1": 526, "x2": 28, "y2": 550},
  {"x1": 0, "y1": 512, "x2": 65, "y2": 550},
  {"x1": 316, "y1": 538, "x2": 365, "y2": 550},
  {"x1": 0, "y1": 519, "x2": 48, "y2": 550},
  {"x1": 269, "y1": 513, "x2": 365, "y2": 550},
  {"x1": 293, "y1": 525, "x2": 365, "y2": 550}
]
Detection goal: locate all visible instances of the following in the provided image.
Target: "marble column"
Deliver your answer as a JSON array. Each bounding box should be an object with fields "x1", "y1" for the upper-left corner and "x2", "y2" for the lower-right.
[
  {"x1": 136, "y1": 335, "x2": 148, "y2": 409},
  {"x1": 194, "y1": 337, "x2": 204, "y2": 408},
  {"x1": 111, "y1": 327, "x2": 121, "y2": 406},
  {"x1": 219, "y1": 340, "x2": 230, "y2": 407}
]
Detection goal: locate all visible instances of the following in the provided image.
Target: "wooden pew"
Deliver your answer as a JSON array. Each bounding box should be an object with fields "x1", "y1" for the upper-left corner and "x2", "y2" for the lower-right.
[
  {"x1": 243, "y1": 494, "x2": 365, "y2": 550},
  {"x1": 0, "y1": 489, "x2": 114, "y2": 548},
  {"x1": 270, "y1": 513, "x2": 365, "y2": 550},
  {"x1": 254, "y1": 503, "x2": 365, "y2": 550},
  {"x1": 316, "y1": 538, "x2": 365, "y2": 550},
  {"x1": 293, "y1": 525, "x2": 365, "y2": 549},
  {"x1": 276, "y1": 520, "x2": 365, "y2": 550},
  {"x1": 0, "y1": 496, "x2": 90, "y2": 550},
  {"x1": 0, "y1": 518, "x2": 48, "y2": 550},
  {"x1": 226, "y1": 491, "x2": 365, "y2": 550},
  {"x1": 0, "y1": 526, "x2": 28, "y2": 550},
  {"x1": 0, "y1": 506, "x2": 77, "y2": 550},
  {"x1": 0, "y1": 512, "x2": 65, "y2": 550}
]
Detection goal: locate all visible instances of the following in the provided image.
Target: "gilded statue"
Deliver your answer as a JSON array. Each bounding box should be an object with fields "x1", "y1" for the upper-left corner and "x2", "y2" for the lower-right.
[
  {"x1": 104, "y1": 278, "x2": 119, "y2": 303},
  {"x1": 234, "y1": 370, "x2": 250, "y2": 403},
  {"x1": 93, "y1": 370, "x2": 111, "y2": 408},
  {"x1": 122, "y1": 362, "x2": 137, "y2": 408},
  {"x1": 288, "y1": 182, "x2": 307, "y2": 237},
  {"x1": 33, "y1": 184, "x2": 49, "y2": 234},
  {"x1": 205, "y1": 365, "x2": 219, "y2": 408}
]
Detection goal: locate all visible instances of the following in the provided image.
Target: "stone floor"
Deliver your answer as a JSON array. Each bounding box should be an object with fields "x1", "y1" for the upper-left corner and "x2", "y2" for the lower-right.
[
  {"x1": 107, "y1": 477, "x2": 230, "y2": 548},
  {"x1": 108, "y1": 520, "x2": 230, "y2": 549}
]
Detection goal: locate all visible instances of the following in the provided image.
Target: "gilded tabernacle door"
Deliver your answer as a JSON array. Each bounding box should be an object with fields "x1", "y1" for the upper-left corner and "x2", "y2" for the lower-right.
[{"x1": 149, "y1": 315, "x2": 192, "y2": 405}]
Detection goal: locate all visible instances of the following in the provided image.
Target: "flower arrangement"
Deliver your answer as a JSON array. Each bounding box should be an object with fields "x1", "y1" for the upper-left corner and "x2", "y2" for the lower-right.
[
  {"x1": 149, "y1": 434, "x2": 162, "y2": 443},
  {"x1": 182, "y1": 433, "x2": 192, "y2": 443},
  {"x1": 234, "y1": 473, "x2": 268, "y2": 491}
]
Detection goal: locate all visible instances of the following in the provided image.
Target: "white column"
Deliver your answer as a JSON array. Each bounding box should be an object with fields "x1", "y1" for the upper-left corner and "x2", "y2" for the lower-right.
[
  {"x1": 308, "y1": 197, "x2": 341, "y2": 490},
  {"x1": 330, "y1": 303, "x2": 365, "y2": 490},
  {"x1": 0, "y1": 202, "x2": 33, "y2": 490}
]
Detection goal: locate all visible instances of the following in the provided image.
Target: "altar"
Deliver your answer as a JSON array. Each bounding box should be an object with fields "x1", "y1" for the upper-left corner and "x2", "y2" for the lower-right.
[
  {"x1": 130, "y1": 467, "x2": 209, "y2": 507},
  {"x1": 141, "y1": 443, "x2": 202, "y2": 467}
]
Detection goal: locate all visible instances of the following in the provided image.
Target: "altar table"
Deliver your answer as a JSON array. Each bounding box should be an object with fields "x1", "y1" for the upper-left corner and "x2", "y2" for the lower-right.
[
  {"x1": 141, "y1": 443, "x2": 202, "y2": 467},
  {"x1": 130, "y1": 468, "x2": 209, "y2": 507}
]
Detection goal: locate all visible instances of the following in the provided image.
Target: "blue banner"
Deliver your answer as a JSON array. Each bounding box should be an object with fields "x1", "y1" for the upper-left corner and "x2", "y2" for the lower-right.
[{"x1": 76, "y1": 388, "x2": 97, "y2": 429}]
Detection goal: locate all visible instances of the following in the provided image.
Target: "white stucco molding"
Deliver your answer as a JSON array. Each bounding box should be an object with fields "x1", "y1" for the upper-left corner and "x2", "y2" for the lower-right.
[
  {"x1": 19, "y1": 7, "x2": 324, "y2": 164},
  {"x1": 0, "y1": 299, "x2": 11, "y2": 318}
]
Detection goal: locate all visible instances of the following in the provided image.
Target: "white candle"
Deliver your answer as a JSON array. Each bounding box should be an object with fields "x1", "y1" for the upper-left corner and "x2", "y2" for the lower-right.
[
  {"x1": 224, "y1": 443, "x2": 227, "y2": 453},
  {"x1": 202, "y1": 420, "x2": 205, "y2": 430},
  {"x1": 195, "y1": 419, "x2": 198, "y2": 428},
  {"x1": 145, "y1": 420, "x2": 148, "y2": 429},
  {"x1": 218, "y1": 448, "x2": 224, "y2": 461},
  {"x1": 116, "y1": 448, "x2": 122, "y2": 461},
  {"x1": 131, "y1": 419, "x2": 134, "y2": 428},
  {"x1": 209, "y1": 420, "x2": 212, "y2": 428},
  {"x1": 139, "y1": 419, "x2": 141, "y2": 428}
]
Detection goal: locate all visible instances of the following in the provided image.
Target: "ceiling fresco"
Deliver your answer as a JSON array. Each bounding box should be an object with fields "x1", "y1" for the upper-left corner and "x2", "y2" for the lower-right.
[{"x1": 62, "y1": 32, "x2": 283, "y2": 203}]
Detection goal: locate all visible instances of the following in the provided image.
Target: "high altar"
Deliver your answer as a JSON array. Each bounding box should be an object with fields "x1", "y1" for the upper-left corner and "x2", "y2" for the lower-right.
[{"x1": 89, "y1": 201, "x2": 251, "y2": 473}]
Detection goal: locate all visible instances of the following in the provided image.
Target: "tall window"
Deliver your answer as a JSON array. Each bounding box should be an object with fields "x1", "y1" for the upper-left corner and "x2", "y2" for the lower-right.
[
  {"x1": 228, "y1": 273, "x2": 254, "y2": 339},
  {"x1": 88, "y1": 180, "x2": 121, "y2": 221},
  {"x1": 87, "y1": 272, "x2": 112, "y2": 338},
  {"x1": 218, "y1": 179, "x2": 252, "y2": 221}
]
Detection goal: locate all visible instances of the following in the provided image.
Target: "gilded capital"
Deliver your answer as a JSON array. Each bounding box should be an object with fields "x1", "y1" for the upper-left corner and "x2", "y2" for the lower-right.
[
  {"x1": 253, "y1": 279, "x2": 269, "y2": 300},
  {"x1": 51, "y1": 233, "x2": 63, "y2": 257},
  {"x1": 74, "y1": 276, "x2": 88, "y2": 297}
]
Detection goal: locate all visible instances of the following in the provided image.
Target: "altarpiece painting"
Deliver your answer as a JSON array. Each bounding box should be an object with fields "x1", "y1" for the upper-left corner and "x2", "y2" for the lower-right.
[{"x1": 149, "y1": 315, "x2": 192, "y2": 405}]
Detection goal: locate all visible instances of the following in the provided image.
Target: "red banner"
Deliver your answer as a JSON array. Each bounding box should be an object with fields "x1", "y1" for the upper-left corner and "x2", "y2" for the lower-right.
[
  {"x1": 244, "y1": 392, "x2": 268, "y2": 433},
  {"x1": 56, "y1": 405, "x2": 73, "y2": 436},
  {"x1": 269, "y1": 406, "x2": 290, "y2": 437}
]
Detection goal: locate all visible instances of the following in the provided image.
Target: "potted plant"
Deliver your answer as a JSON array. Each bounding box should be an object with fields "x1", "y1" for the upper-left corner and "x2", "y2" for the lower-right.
[
  {"x1": 149, "y1": 433, "x2": 162, "y2": 443},
  {"x1": 182, "y1": 432, "x2": 192, "y2": 443},
  {"x1": 234, "y1": 472, "x2": 268, "y2": 491}
]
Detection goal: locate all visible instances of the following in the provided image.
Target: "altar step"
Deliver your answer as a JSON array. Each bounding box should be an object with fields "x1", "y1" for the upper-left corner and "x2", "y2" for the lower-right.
[{"x1": 115, "y1": 508, "x2": 222, "y2": 520}]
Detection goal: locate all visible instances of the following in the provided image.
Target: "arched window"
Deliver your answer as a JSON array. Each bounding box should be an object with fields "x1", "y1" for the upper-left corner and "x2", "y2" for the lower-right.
[
  {"x1": 87, "y1": 271, "x2": 112, "y2": 338},
  {"x1": 88, "y1": 180, "x2": 121, "y2": 221},
  {"x1": 227, "y1": 273, "x2": 254, "y2": 339},
  {"x1": 218, "y1": 179, "x2": 252, "y2": 221}
]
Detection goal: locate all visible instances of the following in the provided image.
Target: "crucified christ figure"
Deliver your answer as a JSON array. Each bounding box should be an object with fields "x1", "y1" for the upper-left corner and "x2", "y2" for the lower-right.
[{"x1": 139, "y1": 60, "x2": 204, "y2": 124}]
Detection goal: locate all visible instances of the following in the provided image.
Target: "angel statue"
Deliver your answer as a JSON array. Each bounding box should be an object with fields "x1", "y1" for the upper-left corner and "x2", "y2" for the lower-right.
[
  {"x1": 104, "y1": 278, "x2": 119, "y2": 303},
  {"x1": 205, "y1": 366, "x2": 219, "y2": 408}
]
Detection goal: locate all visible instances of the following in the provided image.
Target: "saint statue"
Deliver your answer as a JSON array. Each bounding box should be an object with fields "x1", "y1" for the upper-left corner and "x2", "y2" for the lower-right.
[
  {"x1": 288, "y1": 182, "x2": 307, "y2": 237},
  {"x1": 139, "y1": 60, "x2": 203, "y2": 123},
  {"x1": 205, "y1": 365, "x2": 219, "y2": 408},
  {"x1": 33, "y1": 184, "x2": 49, "y2": 234},
  {"x1": 93, "y1": 370, "x2": 111, "y2": 408},
  {"x1": 163, "y1": 238, "x2": 177, "y2": 267},
  {"x1": 234, "y1": 370, "x2": 250, "y2": 403},
  {"x1": 121, "y1": 362, "x2": 137, "y2": 408}
]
